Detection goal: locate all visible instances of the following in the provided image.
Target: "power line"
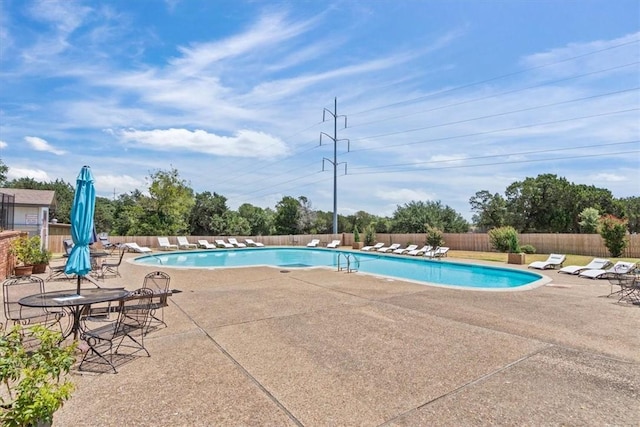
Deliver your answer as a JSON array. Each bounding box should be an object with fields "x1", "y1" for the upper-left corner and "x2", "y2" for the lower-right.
[
  {"x1": 349, "y1": 38, "x2": 640, "y2": 116},
  {"x1": 349, "y1": 140, "x2": 640, "y2": 171},
  {"x1": 348, "y1": 62, "x2": 640, "y2": 129},
  {"x1": 348, "y1": 149, "x2": 640, "y2": 175},
  {"x1": 348, "y1": 88, "x2": 639, "y2": 143},
  {"x1": 349, "y1": 108, "x2": 640, "y2": 153}
]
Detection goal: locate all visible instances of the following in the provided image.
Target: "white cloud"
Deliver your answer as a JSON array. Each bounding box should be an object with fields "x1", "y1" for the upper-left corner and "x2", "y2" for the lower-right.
[
  {"x1": 94, "y1": 174, "x2": 145, "y2": 196},
  {"x1": 7, "y1": 167, "x2": 50, "y2": 181},
  {"x1": 24, "y1": 136, "x2": 66, "y2": 155},
  {"x1": 375, "y1": 188, "x2": 435, "y2": 204},
  {"x1": 117, "y1": 128, "x2": 289, "y2": 158},
  {"x1": 590, "y1": 173, "x2": 627, "y2": 182},
  {"x1": 0, "y1": 140, "x2": 7, "y2": 148}
]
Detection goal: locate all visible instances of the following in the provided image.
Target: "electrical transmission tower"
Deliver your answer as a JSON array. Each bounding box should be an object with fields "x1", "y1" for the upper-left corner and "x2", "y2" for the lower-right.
[{"x1": 320, "y1": 97, "x2": 349, "y2": 234}]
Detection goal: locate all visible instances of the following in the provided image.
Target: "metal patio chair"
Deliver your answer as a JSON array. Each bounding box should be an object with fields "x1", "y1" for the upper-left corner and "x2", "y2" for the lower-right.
[
  {"x1": 79, "y1": 288, "x2": 153, "y2": 373},
  {"x1": 2, "y1": 276, "x2": 65, "y2": 335},
  {"x1": 99, "y1": 248, "x2": 126, "y2": 279},
  {"x1": 141, "y1": 271, "x2": 171, "y2": 333}
]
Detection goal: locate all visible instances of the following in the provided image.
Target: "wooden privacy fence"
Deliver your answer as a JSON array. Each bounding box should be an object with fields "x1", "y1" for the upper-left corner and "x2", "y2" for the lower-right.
[{"x1": 47, "y1": 233, "x2": 640, "y2": 258}]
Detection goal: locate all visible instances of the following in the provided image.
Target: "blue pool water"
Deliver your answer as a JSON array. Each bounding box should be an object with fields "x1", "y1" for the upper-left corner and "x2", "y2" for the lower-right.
[{"x1": 134, "y1": 248, "x2": 544, "y2": 290}]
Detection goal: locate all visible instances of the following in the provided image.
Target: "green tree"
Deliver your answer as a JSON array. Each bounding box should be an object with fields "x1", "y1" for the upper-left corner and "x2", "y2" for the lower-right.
[
  {"x1": 469, "y1": 190, "x2": 506, "y2": 231},
  {"x1": 618, "y1": 196, "x2": 640, "y2": 233},
  {"x1": 297, "y1": 196, "x2": 316, "y2": 234},
  {"x1": 505, "y1": 174, "x2": 573, "y2": 232},
  {"x1": 111, "y1": 191, "x2": 147, "y2": 236},
  {"x1": 238, "y1": 203, "x2": 272, "y2": 235},
  {"x1": 145, "y1": 168, "x2": 195, "y2": 235},
  {"x1": 274, "y1": 196, "x2": 301, "y2": 235},
  {"x1": 223, "y1": 211, "x2": 251, "y2": 235},
  {"x1": 188, "y1": 192, "x2": 229, "y2": 235},
  {"x1": 598, "y1": 215, "x2": 628, "y2": 257},
  {"x1": 391, "y1": 200, "x2": 468, "y2": 233},
  {"x1": 311, "y1": 211, "x2": 333, "y2": 233},
  {"x1": 578, "y1": 207, "x2": 599, "y2": 233},
  {"x1": 0, "y1": 159, "x2": 7, "y2": 186},
  {"x1": 503, "y1": 174, "x2": 618, "y2": 233}
]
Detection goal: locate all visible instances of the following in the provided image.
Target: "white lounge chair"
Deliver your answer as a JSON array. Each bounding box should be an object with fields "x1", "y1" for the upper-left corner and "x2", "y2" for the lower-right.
[
  {"x1": 528, "y1": 254, "x2": 566, "y2": 270},
  {"x1": 122, "y1": 242, "x2": 152, "y2": 253},
  {"x1": 177, "y1": 236, "x2": 198, "y2": 249},
  {"x1": 306, "y1": 239, "x2": 320, "y2": 247},
  {"x1": 361, "y1": 243, "x2": 384, "y2": 251},
  {"x1": 378, "y1": 243, "x2": 401, "y2": 253},
  {"x1": 393, "y1": 244, "x2": 418, "y2": 255},
  {"x1": 245, "y1": 239, "x2": 265, "y2": 247},
  {"x1": 579, "y1": 261, "x2": 636, "y2": 279},
  {"x1": 197, "y1": 239, "x2": 216, "y2": 249},
  {"x1": 407, "y1": 245, "x2": 432, "y2": 256},
  {"x1": 558, "y1": 258, "x2": 610, "y2": 275},
  {"x1": 425, "y1": 247, "x2": 449, "y2": 258},
  {"x1": 227, "y1": 238, "x2": 247, "y2": 248},
  {"x1": 327, "y1": 240, "x2": 341, "y2": 248},
  {"x1": 157, "y1": 237, "x2": 178, "y2": 250},
  {"x1": 214, "y1": 239, "x2": 234, "y2": 248}
]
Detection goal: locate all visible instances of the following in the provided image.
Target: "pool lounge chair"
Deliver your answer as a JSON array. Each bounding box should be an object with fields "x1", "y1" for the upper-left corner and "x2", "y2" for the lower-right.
[
  {"x1": 407, "y1": 245, "x2": 432, "y2": 256},
  {"x1": 327, "y1": 240, "x2": 341, "y2": 248},
  {"x1": 214, "y1": 239, "x2": 234, "y2": 248},
  {"x1": 177, "y1": 236, "x2": 198, "y2": 249},
  {"x1": 425, "y1": 247, "x2": 449, "y2": 258},
  {"x1": 122, "y1": 242, "x2": 152, "y2": 253},
  {"x1": 306, "y1": 239, "x2": 320, "y2": 247},
  {"x1": 157, "y1": 237, "x2": 178, "y2": 251},
  {"x1": 378, "y1": 243, "x2": 401, "y2": 253},
  {"x1": 558, "y1": 258, "x2": 610, "y2": 275},
  {"x1": 361, "y1": 242, "x2": 384, "y2": 251},
  {"x1": 197, "y1": 239, "x2": 216, "y2": 249},
  {"x1": 528, "y1": 253, "x2": 566, "y2": 270},
  {"x1": 228, "y1": 238, "x2": 247, "y2": 248},
  {"x1": 245, "y1": 239, "x2": 265, "y2": 247},
  {"x1": 579, "y1": 261, "x2": 636, "y2": 280},
  {"x1": 393, "y1": 244, "x2": 418, "y2": 255}
]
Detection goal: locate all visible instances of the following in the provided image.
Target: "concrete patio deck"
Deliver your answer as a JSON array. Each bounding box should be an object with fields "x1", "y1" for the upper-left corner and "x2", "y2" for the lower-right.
[{"x1": 43, "y1": 252, "x2": 639, "y2": 426}]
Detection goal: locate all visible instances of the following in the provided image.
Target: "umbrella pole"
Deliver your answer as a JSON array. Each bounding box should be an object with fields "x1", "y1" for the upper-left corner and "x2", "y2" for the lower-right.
[{"x1": 77, "y1": 275, "x2": 82, "y2": 294}]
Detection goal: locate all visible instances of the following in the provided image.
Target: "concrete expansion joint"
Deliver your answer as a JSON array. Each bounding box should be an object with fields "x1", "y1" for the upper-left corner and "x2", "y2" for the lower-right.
[{"x1": 378, "y1": 345, "x2": 554, "y2": 426}]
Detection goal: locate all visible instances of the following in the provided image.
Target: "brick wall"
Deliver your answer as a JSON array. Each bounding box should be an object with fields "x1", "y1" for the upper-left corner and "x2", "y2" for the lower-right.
[{"x1": 0, "y1": 230, "x2": 25, "y2": 279}]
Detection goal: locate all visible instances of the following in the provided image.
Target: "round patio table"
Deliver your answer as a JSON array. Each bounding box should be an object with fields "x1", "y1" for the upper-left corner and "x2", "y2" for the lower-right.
[{"x1": 19, "y1": 288, "x2": 130, "y2": 339}]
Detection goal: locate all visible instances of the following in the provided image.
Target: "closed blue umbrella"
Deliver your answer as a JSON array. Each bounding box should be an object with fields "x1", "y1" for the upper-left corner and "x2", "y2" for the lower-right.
[{"x1": 65, "y1": 166, "x2": 96, "y2": 293}]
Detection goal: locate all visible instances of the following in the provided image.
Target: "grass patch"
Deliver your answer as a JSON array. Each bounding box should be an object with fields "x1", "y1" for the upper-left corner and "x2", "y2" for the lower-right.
[{"x1": 450, "y1": 251, "x2": 639, "y2": 266}]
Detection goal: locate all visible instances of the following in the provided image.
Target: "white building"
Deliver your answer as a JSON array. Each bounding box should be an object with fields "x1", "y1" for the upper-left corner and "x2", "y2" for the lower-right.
[{"x1": 0, "y1": 188, "x2": 56, "y2": 249}]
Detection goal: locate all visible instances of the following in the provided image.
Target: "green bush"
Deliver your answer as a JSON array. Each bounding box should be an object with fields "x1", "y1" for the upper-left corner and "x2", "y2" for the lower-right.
[
  {"x1": 488, "y1": 226, "x2": 521, "y2": 253},
  {"x1": 520, "y1": 244, "x2": 536, "y2": 254},
  {"x1": 353, "y1": 226, "x2": 360, "y2": 243},
  {"x1": 0, "y1": 324, "x2": 77, "y2": 426},
  {"x1": 364, "y1": 226, "x2": 376, "y2": 246},
  {"x1": 425, "y1": 225, "x2": 444, "y2": 248},
  {"x1": 598, "y1": 215, "x2": 628, "y2": 257}
]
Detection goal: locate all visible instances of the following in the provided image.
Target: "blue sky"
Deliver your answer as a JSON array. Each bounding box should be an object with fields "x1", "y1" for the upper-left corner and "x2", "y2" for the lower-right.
[{"x1": 1, "y1": 0, "x2": 639, "y2": 221}]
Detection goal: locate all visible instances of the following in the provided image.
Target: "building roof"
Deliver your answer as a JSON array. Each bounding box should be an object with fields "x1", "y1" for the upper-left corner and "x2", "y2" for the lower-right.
[{"x1": 0, "y1": 188, "x2": 56, "y2": 207}]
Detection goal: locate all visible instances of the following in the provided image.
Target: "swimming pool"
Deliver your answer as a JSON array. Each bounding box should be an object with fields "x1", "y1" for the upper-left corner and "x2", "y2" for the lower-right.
[{"x1": 133, "y1": 248, "x2": 546, "y2": 290}]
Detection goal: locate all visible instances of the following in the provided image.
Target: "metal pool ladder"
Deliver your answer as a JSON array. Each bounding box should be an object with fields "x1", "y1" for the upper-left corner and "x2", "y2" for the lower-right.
[{"x1": 337, "y1": 253, "x2": 359, "y2": 273}]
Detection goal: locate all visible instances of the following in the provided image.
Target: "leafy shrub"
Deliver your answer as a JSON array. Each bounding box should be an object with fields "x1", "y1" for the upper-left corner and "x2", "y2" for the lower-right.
[
  {"x1": 598, "y1": 215, "x2": 628, "y2": 257},
  {"x1": 364, "y1": 226, "x2": 376, "y2": 246},
  {"x1": 353, "y1": 226, "x2": 360, "y2": 243},
  {"x1": 520, "y1": 244, "x2": 536, "y2": 254},
  {"x1": 488, "y1": 226, "x2": 521, "y2": 253},
  {"x1": 578, "y1": 207, "x2": 600, "y2": 234},
  {"x1": 425, "y1": 225, "x2": 444, "y2": 248},
  {"x1": 0, "y1": 325, "x2": 77, "y2": 426}
]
